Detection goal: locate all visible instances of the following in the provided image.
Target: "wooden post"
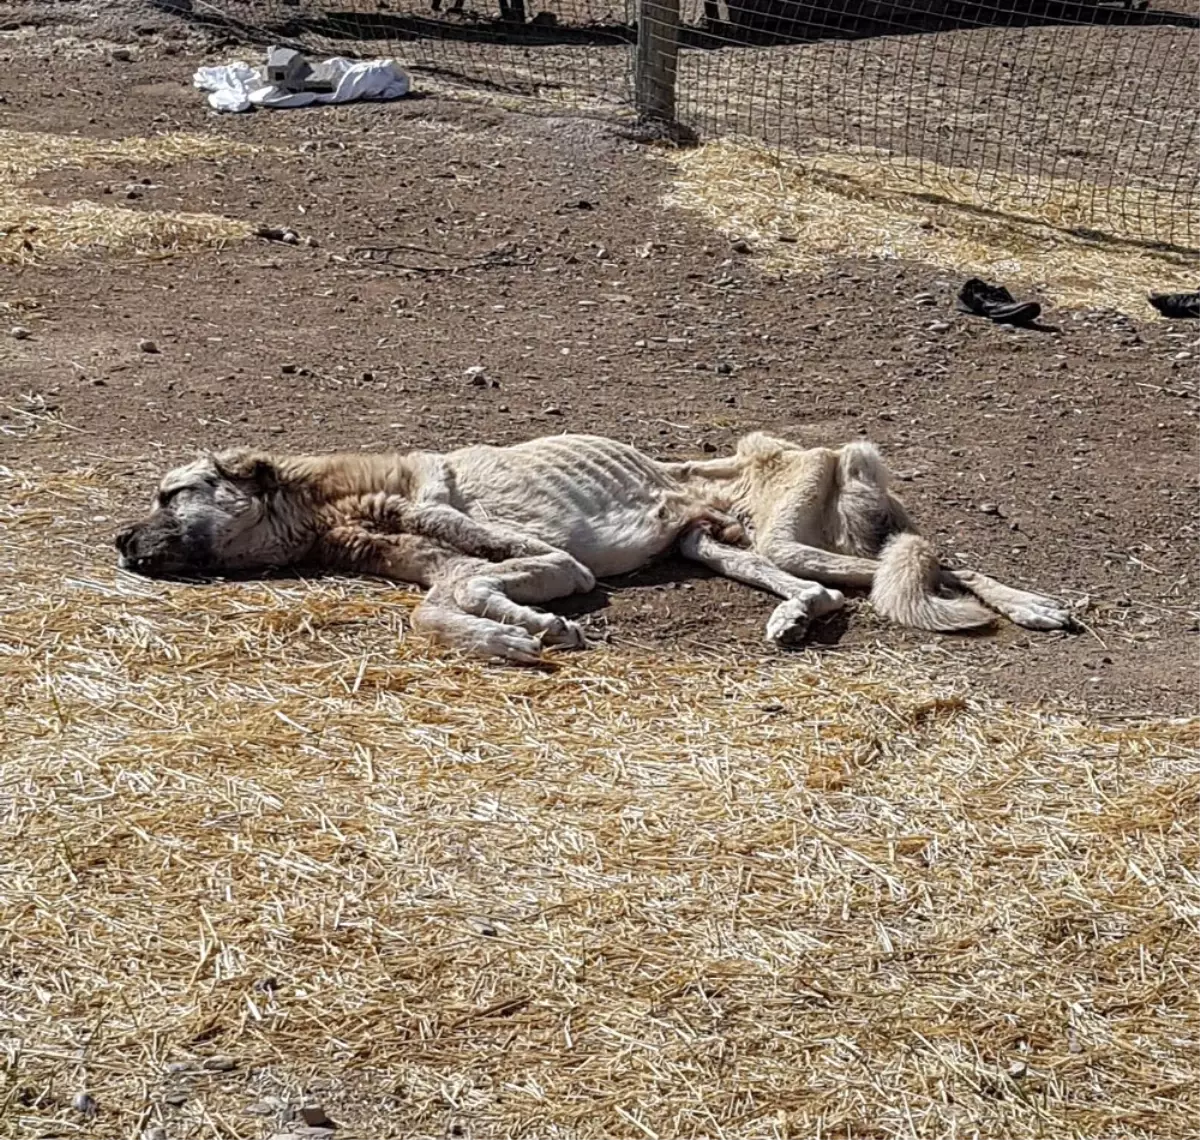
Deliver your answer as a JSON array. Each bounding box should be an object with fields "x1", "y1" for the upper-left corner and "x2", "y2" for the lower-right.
[{"x1": 635, "y1": 0, "x2": 680, "y2": 124}]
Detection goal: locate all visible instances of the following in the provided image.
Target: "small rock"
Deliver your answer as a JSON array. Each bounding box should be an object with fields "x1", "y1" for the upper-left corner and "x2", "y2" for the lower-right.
[
  {"x1": 245, "y1": 1101, "x2": 277, "y2": 1116},
  {"x1": 926, "y1": 320, "x2": 951, "y2": 332},
  {"x1": 978, "y1": 502, "x2": 1002, "y2": 516},
  {"x1": 1008, "y1": 1060, "x2": 1028, "y2": 1079},
  {"x1": 543, "y1": 406, "x2": 563, "y2": 416},
  {"x1": 464, "y1": 365, "x2": 487, "y2": 387},
  {"x1": 72, "y1": 1092, "x2": 98, "y2": 1117},
  {"x1": 142, "y1": 1128, "x2": 168, "y2": 1140},
  {"x1": 164, "y1": 1061, "x2": 193, "y2": 1075},
  {"x1": 730, "y1": 239, "x2": 753, "y2": 255},
  {"x1": 164, "y1": 1091, "x2": 189, "y2": 1107},
  {"x1": 281, "y1": 363, "x2": 297, "y2": 375},
  {"x1": 469, "y1": 916, "x2": 498, "y2": 937},
  {"x1": 760, "y1": 701, "x2": 784, "y2": 713},
  {"x1": 202, "y1": 1055, "x2": 236, "y2": 1072},
  {"x1": 138, "y1": 338, "x2": 159, "y2": 354},
  {"x1": 300, "y1": 1105, "x2": 334, "y2": 1127},
  {"x1": 10, "y1": 325, "x2": 30, "y2": 340},
  {"x1": 111, "y1": 47, "x2": 133, "y2": 61},
  {"x1": 715, "y1": 361, "x2": 733, "y2": 375}
]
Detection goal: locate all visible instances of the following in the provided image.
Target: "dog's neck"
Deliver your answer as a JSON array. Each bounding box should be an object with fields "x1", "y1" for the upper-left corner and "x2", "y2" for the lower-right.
[{"x1": 275, "y1": 450, "x2": 423, "y2": 506}]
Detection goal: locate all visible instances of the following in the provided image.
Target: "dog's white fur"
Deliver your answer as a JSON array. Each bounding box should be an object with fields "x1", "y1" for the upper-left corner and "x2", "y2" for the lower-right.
[{"x1": 115, "y1": 432, "x2": 1071, "y2": 663}]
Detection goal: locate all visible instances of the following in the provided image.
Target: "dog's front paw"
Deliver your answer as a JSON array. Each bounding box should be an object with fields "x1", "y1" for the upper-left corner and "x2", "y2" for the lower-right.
[
  {"x1": 476, "y1": 625, "x2": 546, "y2": 665},
  {"x1": 540, "y1": 616, "x2": 589, "y2": 651}
]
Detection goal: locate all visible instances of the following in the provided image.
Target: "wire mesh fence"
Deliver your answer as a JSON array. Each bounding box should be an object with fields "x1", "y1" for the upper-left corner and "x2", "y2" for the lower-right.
[{"x1": 175, "y1": 0, "x2": 1198, "y2": 248}]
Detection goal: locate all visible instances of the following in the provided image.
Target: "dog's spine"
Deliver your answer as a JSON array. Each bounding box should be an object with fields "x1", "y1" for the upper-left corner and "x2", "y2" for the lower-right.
[{"x1": 870, "y1": 533, "x2": 995, "y2": 631}]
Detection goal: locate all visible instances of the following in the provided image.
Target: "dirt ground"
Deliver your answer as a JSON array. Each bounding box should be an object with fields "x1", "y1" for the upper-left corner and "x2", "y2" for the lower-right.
[{"x1": 0, "y1": 19, "x2": 1196, "y2": 716}]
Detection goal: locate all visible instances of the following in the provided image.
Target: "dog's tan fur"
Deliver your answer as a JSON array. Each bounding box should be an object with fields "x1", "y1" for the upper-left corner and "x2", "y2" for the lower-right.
[{"x1": 115, "y1": 432, "x2": 1071, "y2": 663}]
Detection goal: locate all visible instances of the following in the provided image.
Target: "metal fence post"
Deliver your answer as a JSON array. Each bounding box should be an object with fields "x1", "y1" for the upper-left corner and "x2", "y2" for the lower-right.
[{"x1": 635, "y1": 0, "x2": 680, "y2": 124}]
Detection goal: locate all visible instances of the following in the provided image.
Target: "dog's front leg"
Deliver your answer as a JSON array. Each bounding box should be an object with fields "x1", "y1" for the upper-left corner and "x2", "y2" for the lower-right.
[
  {"x1": 313, "y1": 523, "x2": 453, "y2": 586},
  {"x1": 354, "y1": 494, "x2": 594, "y2": 574},
  {"x1": 443, "y1": 551, "x2": 595, "y2": 652},
  {"x1": 409, "y1": 552, "x2": 596, "y2": 665},
  {"x1": 315, "y1": 525, "x2": 588, "y2": 664}
]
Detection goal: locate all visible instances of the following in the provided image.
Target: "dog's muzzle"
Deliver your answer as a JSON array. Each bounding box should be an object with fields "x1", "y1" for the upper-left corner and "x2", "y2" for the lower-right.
[{"x1": 115, "y1": 521, "x2": 182, "y2": 576}]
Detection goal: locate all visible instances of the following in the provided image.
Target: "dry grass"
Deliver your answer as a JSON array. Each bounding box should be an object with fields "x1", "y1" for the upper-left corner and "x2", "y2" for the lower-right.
[
  {"x1": 667, "y1": 140, "x2": 1199, "y2": 319},
  {"x1": 2, "y1": 461, "x2": 1198, "y2": 1140},
  {"x1": 0, "y1": 130, "x2": 259, "y2": 264}
]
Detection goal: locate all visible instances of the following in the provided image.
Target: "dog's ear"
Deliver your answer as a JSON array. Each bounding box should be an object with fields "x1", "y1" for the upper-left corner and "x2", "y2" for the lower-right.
[{"x1": 212, "y1": 449, "x2": 279, "y2": 493}]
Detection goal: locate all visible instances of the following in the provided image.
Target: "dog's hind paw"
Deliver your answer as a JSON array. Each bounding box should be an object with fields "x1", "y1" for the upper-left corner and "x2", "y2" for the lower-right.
[
  {"x1": 766, "y1": 587, "x2": 845, "y2": 647},
  {"x1": 1007, "y1": 598, "x2": 1074, "y2": 631}
]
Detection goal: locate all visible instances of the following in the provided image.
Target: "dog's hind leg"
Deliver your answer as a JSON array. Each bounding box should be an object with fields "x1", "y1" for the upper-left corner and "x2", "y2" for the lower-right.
[
  {"x1": 757, "y1": 540, "x2": 880, "y2": 589},
  {"x1": 944, "y1": 567, "x2": 1073, "y2": 631},
  {"x1": 679, "y1": 529, "x2": 845, "y2": 646}
]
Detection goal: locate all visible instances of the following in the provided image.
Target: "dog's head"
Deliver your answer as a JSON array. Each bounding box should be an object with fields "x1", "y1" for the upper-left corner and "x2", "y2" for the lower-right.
[{"x1": 115, "y1": 450, "x2": 303, "y2": 578}]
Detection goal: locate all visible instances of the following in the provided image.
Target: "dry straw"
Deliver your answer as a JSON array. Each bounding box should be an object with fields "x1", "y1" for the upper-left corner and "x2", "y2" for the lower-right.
[
  {"x1": 666, "y1": 139, "x2": 1198, "y2": 319},
  {"x1": 0, "y1": 130, "x2": 259, "y2": 264},
  {"x1": 2, "y1": 460, "x2": 1197, "y2": 1139}
]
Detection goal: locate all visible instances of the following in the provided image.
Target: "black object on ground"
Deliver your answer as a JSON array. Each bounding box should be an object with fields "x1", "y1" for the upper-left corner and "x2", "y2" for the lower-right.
[
  {"x1": 1148, "y1": 292, "x2": 1200, "y2": 319},
  {"x1": 957, "y1": 278, "x2": 1042, "y2": 325}
]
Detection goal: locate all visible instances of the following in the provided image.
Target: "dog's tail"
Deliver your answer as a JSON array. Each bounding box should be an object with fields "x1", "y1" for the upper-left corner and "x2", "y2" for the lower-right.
[{"x1": 870, "y1": 533, "x2": 995, "y2": 631}]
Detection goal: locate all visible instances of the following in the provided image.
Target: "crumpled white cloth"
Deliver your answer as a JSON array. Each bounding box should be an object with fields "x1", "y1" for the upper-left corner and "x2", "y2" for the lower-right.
[{"x1": 193, "y1": 57, "x2": 410, "y2": 113}]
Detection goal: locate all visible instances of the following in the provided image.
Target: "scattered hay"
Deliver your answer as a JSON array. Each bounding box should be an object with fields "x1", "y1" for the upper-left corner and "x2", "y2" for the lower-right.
[
  {"x1": 667, "y1": 139, "x2": 1199, "y2": 319},
  {"x1": 0, "y1": 130, "x2": 263, "y2": 186},
  {"x1": 3, "y1": 464, "x2": 1198, "y2": 1139},
  {"x1": 0, "y1": 130, "x2": 260, "y2": 264}
]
